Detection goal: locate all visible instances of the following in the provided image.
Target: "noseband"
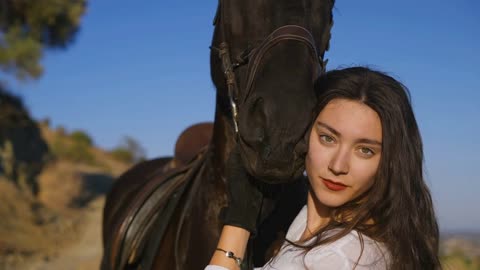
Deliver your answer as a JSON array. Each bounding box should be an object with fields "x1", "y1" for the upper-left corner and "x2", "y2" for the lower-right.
[{"x1": 211, "y1": 0, "x2": 328, "y2": 134}]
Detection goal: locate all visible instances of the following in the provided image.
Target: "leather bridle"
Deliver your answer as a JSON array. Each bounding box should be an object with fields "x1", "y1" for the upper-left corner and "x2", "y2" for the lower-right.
[{"x1": 210, "y1": 0, "x2": 328, "y2": 134}]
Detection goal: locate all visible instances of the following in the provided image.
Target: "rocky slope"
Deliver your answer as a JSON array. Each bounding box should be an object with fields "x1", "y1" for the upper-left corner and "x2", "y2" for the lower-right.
[{"x1": 0, "y1": 90, "x2": 131, "y2": 269}]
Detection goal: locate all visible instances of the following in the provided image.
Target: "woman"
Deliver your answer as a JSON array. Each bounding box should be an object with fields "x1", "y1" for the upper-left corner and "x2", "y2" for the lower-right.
[{"x1": 206, "y1": 67, "x2": 441, "y2": 269}]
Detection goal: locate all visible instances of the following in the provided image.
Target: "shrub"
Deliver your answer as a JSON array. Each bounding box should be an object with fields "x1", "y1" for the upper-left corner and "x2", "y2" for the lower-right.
[
  {"x1": 110, "y1": 148, "x2": 134, "y2": 163},
  {"x1": 51, "y1": 136, "x2": 95, "y2": 165},
  {"x1": 109, "y1": 136, "x2": 146, "y2": 164},
  {"x1": 70, "y1": 130, "x2": 93, "y2": 147}
]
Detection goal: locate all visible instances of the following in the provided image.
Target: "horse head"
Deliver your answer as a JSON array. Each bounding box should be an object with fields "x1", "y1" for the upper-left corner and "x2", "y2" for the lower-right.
[{"x1": 210, "y1": 0, "x2": 335, "y2": 183}]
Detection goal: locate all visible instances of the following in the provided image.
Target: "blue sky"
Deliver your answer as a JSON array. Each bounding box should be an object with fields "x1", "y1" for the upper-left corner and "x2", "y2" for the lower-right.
[{"x1": 5, "y1": 1, "x2": 480, "y2": 232}]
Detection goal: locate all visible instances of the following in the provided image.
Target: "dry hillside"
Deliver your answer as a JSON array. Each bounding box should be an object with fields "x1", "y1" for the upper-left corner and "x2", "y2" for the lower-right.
[{"x1": 0, "y1": 121, "x2": 132, "y2": 270}]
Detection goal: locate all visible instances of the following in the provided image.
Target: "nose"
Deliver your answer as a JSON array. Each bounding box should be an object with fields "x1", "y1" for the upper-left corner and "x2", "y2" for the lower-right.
[{"x1": 328, "y1": 147, "x2": 349, "y2": 175}]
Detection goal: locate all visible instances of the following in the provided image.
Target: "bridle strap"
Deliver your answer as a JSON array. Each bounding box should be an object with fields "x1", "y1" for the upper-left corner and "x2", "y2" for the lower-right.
[
  {"x1": 217, "y1": 42, "x2": 240, "y2": 133},
  {"x1": 211, "y1": 0, "x2": 242, "y2": 134},
  {"x1": 212, "y1": 0, "x2": 328, "y2": 135},
  {"x1": 242, "y1": 24, "x2": 324, "y2": 106}
]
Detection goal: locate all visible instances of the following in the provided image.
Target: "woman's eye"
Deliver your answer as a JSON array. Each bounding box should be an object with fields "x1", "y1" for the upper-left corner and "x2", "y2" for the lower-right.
[
  {"x1": 319, "y1": 135, "x2": 335, "y2": 144},
  {"x1": 358, "y1": 147, "x2": 374, "y2": 156}
]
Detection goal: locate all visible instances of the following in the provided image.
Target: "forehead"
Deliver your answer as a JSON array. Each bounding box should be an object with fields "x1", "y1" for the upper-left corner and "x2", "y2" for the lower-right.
[{"x1": 317, "y1": 98, "x2": 382, "y2": 141}]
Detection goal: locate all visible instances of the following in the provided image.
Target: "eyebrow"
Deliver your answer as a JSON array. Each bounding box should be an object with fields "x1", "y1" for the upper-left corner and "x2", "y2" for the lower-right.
[{"x1": 316, "y1": 121, "x2": 383, "y2": 146}]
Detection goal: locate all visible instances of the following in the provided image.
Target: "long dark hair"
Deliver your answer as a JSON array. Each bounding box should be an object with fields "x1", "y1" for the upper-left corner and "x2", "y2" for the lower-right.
[{"x1": 287, "y1": 66, "x2": 441, "y2": 269}]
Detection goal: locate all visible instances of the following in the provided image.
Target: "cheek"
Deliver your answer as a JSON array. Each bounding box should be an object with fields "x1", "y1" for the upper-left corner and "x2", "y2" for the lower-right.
[
  {"x1": 305, "y1": 134, "x2": 315, "y2": 172},
  {"x1": 305, "y1": 141, "x2": 325, "y2": 173},
  {"x1": 352, "y1": 160, "x2": 380, "y2": 190},
  {"x1": 305, "y1": 151, "x2": 313, "y2": 175},
  {"x1": 364, "y1": 174, "x2": 376, "y2": 190}
]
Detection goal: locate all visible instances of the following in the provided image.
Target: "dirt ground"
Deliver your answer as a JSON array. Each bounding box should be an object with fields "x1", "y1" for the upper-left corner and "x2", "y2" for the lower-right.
[
  {"x1": 1, "y1": 195, "x2": 105, "y2": 270},
  {"x1": 0, "y1": 124, "x2": 133, "y2": 270},
  {"x1": 28, "y1": 197, "x2": 105, "y2": 270},
  {"x1": 0, "y1": 162, "x2": 114, "y2": 270}
]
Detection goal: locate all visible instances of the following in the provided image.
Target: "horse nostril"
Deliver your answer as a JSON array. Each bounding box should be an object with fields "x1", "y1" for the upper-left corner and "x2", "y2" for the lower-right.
[
  {"x1": 251, "y1": 98, "x2": 266, "y2": 120},
  {"x1": 262, "y1": 144, "x2": 272, "y2": 160},
  {"x1": 251, "y1": 126, "x2": 266, "y2": 143}
]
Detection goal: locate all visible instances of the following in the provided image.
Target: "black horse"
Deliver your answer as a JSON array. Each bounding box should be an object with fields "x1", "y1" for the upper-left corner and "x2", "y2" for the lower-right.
[{"x1": 101, "y1": 0, "x2": 335, "y2": 269}]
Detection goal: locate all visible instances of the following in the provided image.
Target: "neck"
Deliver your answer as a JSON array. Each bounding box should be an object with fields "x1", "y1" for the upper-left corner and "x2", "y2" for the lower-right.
[{"x1": 305, "y1": 189, "x2": 331, "y2": 235}]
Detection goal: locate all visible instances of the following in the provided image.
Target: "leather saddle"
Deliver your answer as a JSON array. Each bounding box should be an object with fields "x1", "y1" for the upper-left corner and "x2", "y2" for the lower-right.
[{"x1": 105, "y1": 123, "x2": 213, "y2": 270}]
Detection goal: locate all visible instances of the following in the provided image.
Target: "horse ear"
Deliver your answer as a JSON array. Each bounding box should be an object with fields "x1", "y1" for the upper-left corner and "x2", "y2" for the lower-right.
[
  {"x1": 310, "y1": 0, "x2": 335, "y2": 56},
  {"x1": 213, "y1": 0, "x2": 220, "y2": 25}
]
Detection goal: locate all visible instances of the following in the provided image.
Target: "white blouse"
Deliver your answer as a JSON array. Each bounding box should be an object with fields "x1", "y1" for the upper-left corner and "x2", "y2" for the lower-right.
[{"x1": 205, "y1": 205, "x2": 389, "y2": 270}]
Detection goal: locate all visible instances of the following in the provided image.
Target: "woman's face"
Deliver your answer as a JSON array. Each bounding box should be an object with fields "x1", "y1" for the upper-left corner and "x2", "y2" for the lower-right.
[{"x1": 305, "y1": 98, "x2": 382, "y2": 208}]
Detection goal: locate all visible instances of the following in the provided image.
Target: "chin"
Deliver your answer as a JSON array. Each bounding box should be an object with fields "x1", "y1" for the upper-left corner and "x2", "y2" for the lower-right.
[
  {"x1": 319, "y1": 198, "x2": 346, "y2": 208},
  {"x1": 313, "y1": 189, "x2": 349, "y2": 208}
]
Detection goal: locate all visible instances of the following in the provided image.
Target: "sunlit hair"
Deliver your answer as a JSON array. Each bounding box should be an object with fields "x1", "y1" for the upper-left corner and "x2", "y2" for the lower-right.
[{"x1": 286, "y1": 66, "x2": 441, "y2": 269}]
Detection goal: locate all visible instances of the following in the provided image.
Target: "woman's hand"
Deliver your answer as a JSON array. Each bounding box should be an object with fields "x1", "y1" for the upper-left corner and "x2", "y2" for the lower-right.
[{"x1": 209, "y1": 146, "x2": 263, "y2": 269}]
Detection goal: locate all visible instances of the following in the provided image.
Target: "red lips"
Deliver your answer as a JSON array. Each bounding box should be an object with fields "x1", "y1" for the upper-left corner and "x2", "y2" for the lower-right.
[{"x1": 322, "y1": 178, "x2": 347, "y2": 191}]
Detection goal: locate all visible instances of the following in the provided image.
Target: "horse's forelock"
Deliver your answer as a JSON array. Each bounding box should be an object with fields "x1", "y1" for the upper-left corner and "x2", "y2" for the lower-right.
[{"x1": 220, "y1": 0, "x2": 334, "y2": 56}]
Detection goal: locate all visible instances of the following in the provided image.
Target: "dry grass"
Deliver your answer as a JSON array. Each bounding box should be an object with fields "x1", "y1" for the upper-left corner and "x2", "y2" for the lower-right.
[
  {"x1": 38, "y1": 122, "x2": 131, "y2": 175},
  {"x1": 0, "y1": 123, "x2": 133, "y2": 269},
  {"x1": 37, "y1": 161, "x2": 114, "y2": 211},
  {"x1": 0, "y1": 178, "x2": 81, "y2": 268}
]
